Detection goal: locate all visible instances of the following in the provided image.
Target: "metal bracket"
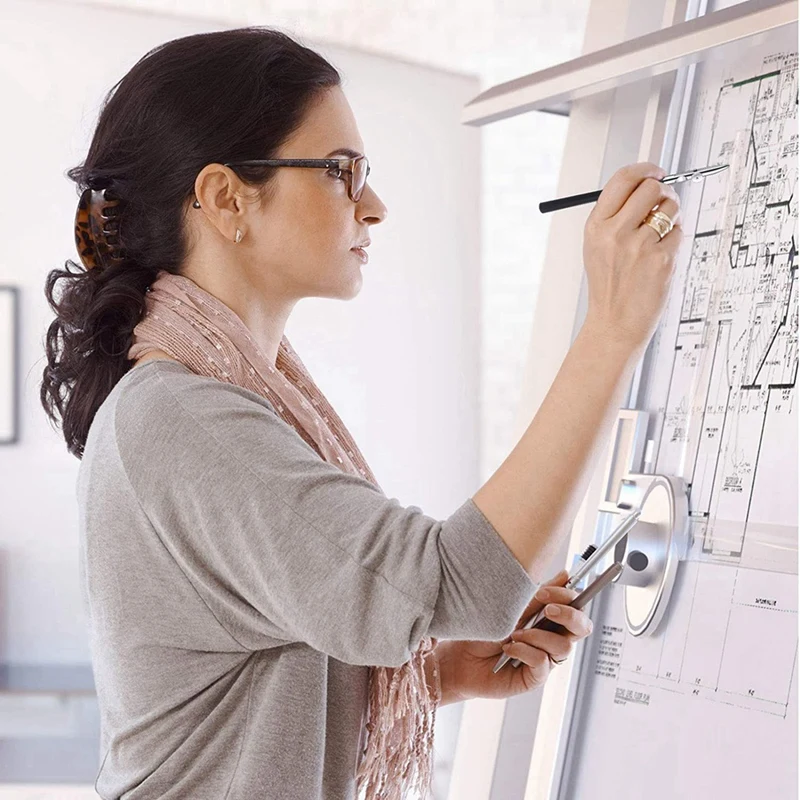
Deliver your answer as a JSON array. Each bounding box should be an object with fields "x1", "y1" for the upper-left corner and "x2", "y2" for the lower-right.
[
  {"x1": 598, "y1": 409, "x2": 649, "y2": 514},
  {"x1": 610, "y1": 473, "x2": 690, "y2": 636}
]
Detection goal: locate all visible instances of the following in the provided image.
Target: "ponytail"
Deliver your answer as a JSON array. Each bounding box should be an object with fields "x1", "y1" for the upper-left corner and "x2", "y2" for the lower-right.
[{"x1": 40, "y1": 27, "x2": 341, "y2": 458}]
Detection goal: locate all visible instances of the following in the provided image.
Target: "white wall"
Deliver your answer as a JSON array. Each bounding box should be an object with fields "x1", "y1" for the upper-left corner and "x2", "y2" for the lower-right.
[{"x1": 0, "y1": 0, "x2": 481, "y2": 667}]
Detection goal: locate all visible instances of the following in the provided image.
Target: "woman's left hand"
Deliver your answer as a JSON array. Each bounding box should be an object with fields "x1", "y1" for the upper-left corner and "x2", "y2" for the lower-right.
[{"x1": 439, "y1": 570, "x2": 594, "y2": 702}]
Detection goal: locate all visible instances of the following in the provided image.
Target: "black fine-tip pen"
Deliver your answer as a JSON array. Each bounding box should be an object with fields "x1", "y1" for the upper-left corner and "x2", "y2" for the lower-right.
[{"x1": 538, "y1": 164, "x2": 729, "y2": 214}]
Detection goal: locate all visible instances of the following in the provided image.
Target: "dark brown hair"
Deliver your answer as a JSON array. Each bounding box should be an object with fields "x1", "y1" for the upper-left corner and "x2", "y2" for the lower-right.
[{"x1": 40, "y1": 27, "x2": 341, "y2": 459}]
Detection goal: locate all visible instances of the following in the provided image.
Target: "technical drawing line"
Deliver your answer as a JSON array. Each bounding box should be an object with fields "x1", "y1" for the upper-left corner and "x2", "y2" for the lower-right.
[
  {"x1": 715, "y1": 568, "x2": 738, "y2": 691},
  {"x1": 743, "y1": 388, "x2": 771, "y2": 531},
  {"x1": 677, "y1": 563, "x2": 702, "y2": 684}
]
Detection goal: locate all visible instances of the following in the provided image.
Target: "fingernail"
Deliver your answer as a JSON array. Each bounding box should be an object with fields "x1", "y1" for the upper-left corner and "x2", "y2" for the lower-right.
[
  {"x1": 546, "y1": 604, "x2": 560, "y2": 617},
  {"x1": 536, "y1": 588, "x2": 550, "y2": 601}
]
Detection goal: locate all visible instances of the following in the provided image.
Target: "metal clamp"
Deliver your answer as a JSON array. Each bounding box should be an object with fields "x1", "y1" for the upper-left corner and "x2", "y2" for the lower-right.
[{"x1": 610, "y1": 474, "x2": 690, "y2": 636}]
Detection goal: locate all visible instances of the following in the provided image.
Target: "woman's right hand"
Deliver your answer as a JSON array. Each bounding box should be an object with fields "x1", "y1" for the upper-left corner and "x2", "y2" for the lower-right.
[{"x1": 582, "y1": 162, "x2": 683, "y2": 350}]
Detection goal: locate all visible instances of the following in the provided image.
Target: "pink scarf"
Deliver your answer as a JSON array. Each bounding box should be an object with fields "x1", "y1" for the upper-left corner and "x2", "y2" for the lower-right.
[{"x1": 127, "y1": 269, "x2": 441, "y2": 800}]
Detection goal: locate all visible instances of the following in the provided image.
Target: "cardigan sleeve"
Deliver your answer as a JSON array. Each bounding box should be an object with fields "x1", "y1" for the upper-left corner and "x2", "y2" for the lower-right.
[{"x1": 114, "y1": 362, "x2": 538, "y2": 668}]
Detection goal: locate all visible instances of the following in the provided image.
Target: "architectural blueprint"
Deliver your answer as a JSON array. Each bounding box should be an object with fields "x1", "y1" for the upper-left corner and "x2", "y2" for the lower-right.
[
  {"x1": 564, "y1": 27, "x2": 798, "y2": 800},
  {"x1": 646, "y1": 48, "x2": 798, "y2": 578}
]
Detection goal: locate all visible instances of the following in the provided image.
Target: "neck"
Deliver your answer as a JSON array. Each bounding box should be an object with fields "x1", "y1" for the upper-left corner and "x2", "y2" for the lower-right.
[{"x1": 179, "y1": 263, "x2": 298, "y2": 369}]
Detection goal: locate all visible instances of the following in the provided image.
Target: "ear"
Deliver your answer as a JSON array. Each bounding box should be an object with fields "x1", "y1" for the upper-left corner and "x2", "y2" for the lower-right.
[{"x1": 193, "y1": 164, "x2": 249, "y2": 240}]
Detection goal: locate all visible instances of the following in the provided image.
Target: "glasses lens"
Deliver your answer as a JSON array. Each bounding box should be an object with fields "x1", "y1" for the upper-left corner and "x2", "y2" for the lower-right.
[{"x1": 351, "y1": 157, "x2": 368, "y2": 201}]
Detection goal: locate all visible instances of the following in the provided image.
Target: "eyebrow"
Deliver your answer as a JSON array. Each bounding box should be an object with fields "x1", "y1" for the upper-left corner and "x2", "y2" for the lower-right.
[{"x1": 325, "y1": 148, "x2": 364, "y2": 158}]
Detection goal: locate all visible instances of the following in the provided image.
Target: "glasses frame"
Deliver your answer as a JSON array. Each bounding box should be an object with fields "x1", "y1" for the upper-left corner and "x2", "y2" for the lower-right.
[{"x1": 222, "y1": 156, "x2": 371, "y2": 202}]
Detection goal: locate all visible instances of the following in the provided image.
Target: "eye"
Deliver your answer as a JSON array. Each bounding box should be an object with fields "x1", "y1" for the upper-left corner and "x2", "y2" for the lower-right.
[{"x1": 328, "y1": 167, "x2": 345, "y2": 180}]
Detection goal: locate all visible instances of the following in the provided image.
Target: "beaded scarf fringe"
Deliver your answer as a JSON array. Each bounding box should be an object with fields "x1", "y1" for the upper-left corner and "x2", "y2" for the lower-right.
[{"x1": 356, "y1": 636, "x2": 440, "y2": 800}]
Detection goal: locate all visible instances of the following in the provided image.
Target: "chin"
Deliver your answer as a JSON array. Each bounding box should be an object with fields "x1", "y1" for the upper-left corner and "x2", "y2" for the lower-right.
[
  {"x1": 339, "y1": 265, "x2": 363, "y2": 299},
  {"x1": 342, "y1": 275, "x2": 363, "y2": 299},
  {"x1": 315, "y1": 274, "x2": 362, "y2": 300}
]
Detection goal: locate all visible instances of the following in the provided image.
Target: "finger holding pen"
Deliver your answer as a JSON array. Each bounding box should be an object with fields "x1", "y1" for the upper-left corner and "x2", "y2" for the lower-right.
[
  {"x1": 613, "y1": 175, "x2": 682, "y2": 233},
  {"x1": 504, "y1": 601, "x2": 594, "y2": 666},
  {"x1": 497, "y1": 584, "x2": 593, "y2": 678},
  {"x1": 509, "y1": 561, "x2": 629, "y2": 667},
  {"x1": 591, "y1": 162, "x2": 667, "y2": 219},
  {"x1": 503, "y1": 569, "x2": 577, "y2": 644},
  {"x1": 583, "y1": 162, "x2": 683, "y2": 351},
  {"x1": 495, "y1": 515, "x2": 637, "y2": 672},
  {"x1": 494, "y1": 571, "x2": 578, "y2": 673}
]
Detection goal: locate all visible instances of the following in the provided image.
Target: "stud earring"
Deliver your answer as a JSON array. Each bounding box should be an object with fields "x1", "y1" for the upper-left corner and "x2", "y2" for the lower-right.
[
  {"x1": 235, "y1": 229, "x2": 244, "y2": 244},
  {"x1": 192, "y1": 199, "x2": 200, "y2": 208}
]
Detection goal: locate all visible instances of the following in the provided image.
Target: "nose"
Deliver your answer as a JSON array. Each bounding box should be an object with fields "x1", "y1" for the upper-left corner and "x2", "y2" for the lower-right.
[{"x1": 356, "y1": 183, "x2": 388, "y2": 225}]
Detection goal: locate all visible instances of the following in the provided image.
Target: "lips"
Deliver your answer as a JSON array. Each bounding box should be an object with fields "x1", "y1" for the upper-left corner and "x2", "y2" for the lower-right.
[{"x1": 351, "y1": 247, "x2": 369, "y2": 263}]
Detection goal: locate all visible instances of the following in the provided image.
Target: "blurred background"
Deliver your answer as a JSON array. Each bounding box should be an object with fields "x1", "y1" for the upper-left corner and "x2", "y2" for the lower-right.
[{"x1": 0, "y1": 0, "x2": 590, "y2": 796}]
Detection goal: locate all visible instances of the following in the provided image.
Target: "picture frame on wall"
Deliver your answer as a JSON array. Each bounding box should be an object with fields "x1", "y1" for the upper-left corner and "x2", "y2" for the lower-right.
[{"x1": 0, "y1": 286, "x2": 19, "y2": 444}]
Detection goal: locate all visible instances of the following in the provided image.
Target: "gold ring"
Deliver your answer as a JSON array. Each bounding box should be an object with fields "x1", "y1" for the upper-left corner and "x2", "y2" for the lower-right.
[{"x1": 643, "y1": 209, "x2": 674, "y2": 240}]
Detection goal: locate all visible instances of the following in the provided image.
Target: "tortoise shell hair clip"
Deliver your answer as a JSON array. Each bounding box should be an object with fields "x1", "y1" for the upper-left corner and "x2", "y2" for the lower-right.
[{"x1": 74, "y1": 180, "x2": 125, "y2": 270}]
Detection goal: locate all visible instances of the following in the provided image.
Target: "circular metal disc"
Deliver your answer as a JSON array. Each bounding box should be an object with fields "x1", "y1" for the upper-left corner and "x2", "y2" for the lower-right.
[{"x1": 624, "y1": 475, "x2": 688, "y2": 636}]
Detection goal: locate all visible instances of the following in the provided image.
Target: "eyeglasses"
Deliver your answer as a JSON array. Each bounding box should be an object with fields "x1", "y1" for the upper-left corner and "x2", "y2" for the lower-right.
[{"x1": 222, "y1": 155, "x2": 371, "y2": 203}]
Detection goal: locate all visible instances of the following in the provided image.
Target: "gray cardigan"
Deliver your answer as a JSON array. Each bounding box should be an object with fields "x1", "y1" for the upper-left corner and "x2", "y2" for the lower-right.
[{"x1": 77, "y1": 359, "x2": 537, "y2": 799}]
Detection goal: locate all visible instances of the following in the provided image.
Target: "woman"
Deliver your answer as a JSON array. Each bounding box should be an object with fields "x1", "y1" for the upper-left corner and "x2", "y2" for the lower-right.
[{"x1": 40, "y1": 26, "x2": 681, "y2": 800}]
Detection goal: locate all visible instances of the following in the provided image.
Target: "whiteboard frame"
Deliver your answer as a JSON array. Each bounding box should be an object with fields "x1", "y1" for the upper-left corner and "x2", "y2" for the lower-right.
[
  {"x1": 519, "y1": 3, "x2": 798, "y2": 800},
  {"x1": 461, "y1": 0, "x2": 795, "y2": 126}
]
